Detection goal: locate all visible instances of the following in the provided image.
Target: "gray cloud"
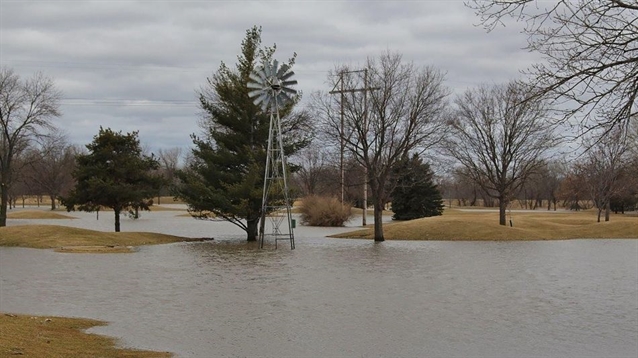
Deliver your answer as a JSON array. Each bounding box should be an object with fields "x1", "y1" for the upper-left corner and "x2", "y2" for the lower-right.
[{"x1": 1, "y1": 0, "x2": 537, "y2": 153}]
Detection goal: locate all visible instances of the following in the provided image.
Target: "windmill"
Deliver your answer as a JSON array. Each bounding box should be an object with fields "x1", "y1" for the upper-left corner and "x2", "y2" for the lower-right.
[{"x1": 248, "y1": 59, "x2": 297, "y2": 249}]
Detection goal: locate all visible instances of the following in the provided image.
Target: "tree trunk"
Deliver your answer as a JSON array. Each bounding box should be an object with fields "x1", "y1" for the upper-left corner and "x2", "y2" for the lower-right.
[
  {"x1": 246, "y1": 217, "x2": 258, "y2": 241},
  {"x1": 114, "y1": 208, "x2": 121, "y2": 232},
  {"x1": 597, "y1": 208, "x2": 602, "y2": 223},
  {"x1": 604, "y1": 201, "x2": 610, "y2": 222},
  {"x1": 50, "y1": 195, "x2": 56, "y2": 210},
  {"x1": 499, "y1": 199, "x2": 507, "y2": 226},
  {"x1": 0, "y1": 183, "x2": 7, "y2": 227},
  {"x1": 373, "y1": 199, "x2": 384, "y2": 242}
]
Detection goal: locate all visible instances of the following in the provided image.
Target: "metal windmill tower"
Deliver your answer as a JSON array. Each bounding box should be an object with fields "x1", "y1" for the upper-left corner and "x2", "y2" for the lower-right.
[{"x1": 247, "y1": 59, "x2": 297, "y2": 249}]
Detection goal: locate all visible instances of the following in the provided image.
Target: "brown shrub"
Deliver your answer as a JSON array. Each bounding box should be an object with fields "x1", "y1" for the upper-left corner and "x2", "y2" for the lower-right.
[{"x1": 299, "y1": 196, "x2": 353, "y2": 226}]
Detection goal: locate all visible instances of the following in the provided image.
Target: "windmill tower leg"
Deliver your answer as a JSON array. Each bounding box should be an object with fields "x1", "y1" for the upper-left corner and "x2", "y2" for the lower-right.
[
  {"x1": 249, "y1": 58, "x2": 298, "y2": 250},
  {"x1": 258, "y1": 104, "x2": 295, "y2": 249}
]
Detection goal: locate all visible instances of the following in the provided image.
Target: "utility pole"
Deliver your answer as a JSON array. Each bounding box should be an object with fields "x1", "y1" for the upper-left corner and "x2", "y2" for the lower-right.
[
  {"x1": 329, "y1": 69, "x2": 379, "y2": 227},
  {"x1": 362, "y1": 69, "x2": 368, "y2": 226}
]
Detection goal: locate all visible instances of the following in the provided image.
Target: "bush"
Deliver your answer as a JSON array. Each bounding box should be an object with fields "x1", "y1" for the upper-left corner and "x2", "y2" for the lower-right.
[{"x1": 299, "y1": 196, "x2": 353, "y2": 226}]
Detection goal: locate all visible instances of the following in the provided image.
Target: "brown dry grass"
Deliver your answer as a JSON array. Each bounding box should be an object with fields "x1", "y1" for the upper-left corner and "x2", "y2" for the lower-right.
[
  {"x1": 12, "y1": 195, "x2": 186, "y2": 205},
  {"x1": 331, "y1": 209, "x2": 638, "y2": 240},
  {"x1": 0, "y1": 313, "x2": 172, "y2": 357},
  {"x1": 136, "y1": 205, "x2": 186, "y2": 212},
  {"x1": 7, "y1": 210, "x2": 76, "y2": 220},
  {"x1": 350, "y1": 207, "x2": 393, "y2": 215},
  {"x1": 0, "y1": 225, "x2": 201, "y2": 253}
]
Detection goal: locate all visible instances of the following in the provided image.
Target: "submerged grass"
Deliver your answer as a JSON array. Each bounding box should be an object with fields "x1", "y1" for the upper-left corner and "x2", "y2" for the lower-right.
[
  {"x1": 332, "y1": 209, "x2": 638, "y2": 240},
  {"x1": 0, "y1": 225, "x2": 201, "y2": 253},
  {"x1": 0, "y1": 313, "x2": 172, "y2": 357}
]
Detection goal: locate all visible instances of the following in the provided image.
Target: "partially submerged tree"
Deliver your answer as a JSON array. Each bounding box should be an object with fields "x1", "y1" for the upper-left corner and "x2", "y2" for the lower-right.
[
  {"x1": 390, "y1": 154, "x2": 444, "y2": 220},
  {"x1": 174, "y1": 26, "x2": 312, "y2": 241},
  {"x1": 444, "y1": 81, "x2": 557, "y2": 225},
  {"x1": 0, "y1": 67, "x2": 61, "y2": 226},
  {"x1": 62, "y1": 127, "x2": 164, "y2": 232},
  {"x1": 314, "y1": 52, "x2": 449, "y2": 241},
  {"x1": 468, "y1": 0, "x2": 638, "y2": 134}
]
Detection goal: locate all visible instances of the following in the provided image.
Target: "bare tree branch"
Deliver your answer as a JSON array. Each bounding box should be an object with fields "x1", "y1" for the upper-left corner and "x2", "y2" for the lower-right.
[
  {"x1": 443, "y1": 81, "x2": 558, "y2": 225},
  {"x1": 468, "y1": 0, "x2": 638, "y2": 135},
  {"x1": 315, "y1": 52, "x2": 449, "y2": 241},
  {"x1": 0, "y1": 67, "x2": 61, "y2": 226}
]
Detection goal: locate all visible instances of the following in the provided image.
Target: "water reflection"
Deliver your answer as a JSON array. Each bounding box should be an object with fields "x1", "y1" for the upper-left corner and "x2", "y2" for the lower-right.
[{"x1": 1, "y1": 237, "x2": 637, "y2": 358}]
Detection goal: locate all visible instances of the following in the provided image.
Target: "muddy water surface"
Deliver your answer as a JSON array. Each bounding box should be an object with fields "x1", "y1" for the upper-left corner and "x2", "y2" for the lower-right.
[{"x1": 1, "y1": 209, "x2": 637, "y2": 357}]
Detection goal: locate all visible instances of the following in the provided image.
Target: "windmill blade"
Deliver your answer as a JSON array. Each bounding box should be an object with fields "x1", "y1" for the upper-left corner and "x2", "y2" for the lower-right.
[
  {"x1": 253, "y1": 93, "x2": 267, "y2": 106},
  {"x1": 259, "y1": 70, "x2": 269, "y2": 83},
  {"x1": 272, "y1": 59, "x2": 279, "y2": 76},
  {"x1": 263, "y1": 63, "x2": 271, "y2": 78},
  {"x1": 248, "y1": 89, "x2": 265, "y2": 98},
  {"x1": 280, "y1": 70, "x2": 295, "y2": 81},
  {"x1": 262, "y1": 97, "x2": 273, "y2": 111},
  {"x1": 281, "y1": 80, "x2": 297, "y2": 87},
  {"x1": 259, "y1": 93, "x2": 274, "y2": 109},
  {"x1": 281, "y1": 87, "x2": 297, "y2": 96},
  {"x1": 277, "y1": 92, "x2": 291, "y2": 104},
  {"x1": 254, "y1": 68, "x2": 267, "y2": 84},
  {"x1": 247, "y1": 82, "x2": 265, "y2": 90},
  {"x1": 249, "y1": 72, "x2": 264, "y2": 84}
]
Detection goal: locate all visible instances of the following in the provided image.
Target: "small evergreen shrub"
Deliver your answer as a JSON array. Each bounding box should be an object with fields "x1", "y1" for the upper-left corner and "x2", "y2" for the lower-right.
[
  {"x1": 299, "y1": 196, "x2": 353, "y2": 226},
  {"x1": 391, "y1": 154, "x2": 444, "y2": 220}
]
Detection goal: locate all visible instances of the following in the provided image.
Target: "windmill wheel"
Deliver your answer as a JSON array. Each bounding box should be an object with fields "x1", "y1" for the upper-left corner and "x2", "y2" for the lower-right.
[{"x1": 247, "y1": 59, "x2": 298, "y2": 112}]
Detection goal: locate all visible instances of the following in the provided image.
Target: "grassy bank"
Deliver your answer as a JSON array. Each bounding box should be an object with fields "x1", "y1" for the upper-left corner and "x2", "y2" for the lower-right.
[
  {"x1": 332, "y1": 209, "x2": 638, "y2": 240},
  {"x1": 0, "y1": 313, "x2": 171, "y2": 357},
  {"x1": 7, "y1": 210, "x2": 76, "y2": 219},
  {"x1": 0, "y1": 225, "x2": 202, "y2": 253}
]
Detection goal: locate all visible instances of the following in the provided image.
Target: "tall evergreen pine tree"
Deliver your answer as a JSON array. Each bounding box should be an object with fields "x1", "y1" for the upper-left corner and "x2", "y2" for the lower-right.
[{"x1": 175, "y1": 26, "x2": 311, "y2": 241}]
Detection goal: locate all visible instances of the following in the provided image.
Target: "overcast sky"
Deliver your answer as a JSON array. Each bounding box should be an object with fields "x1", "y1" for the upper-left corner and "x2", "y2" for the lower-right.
[{"x1": 1, "y1": 0, "x2": 539, "y2": 154}]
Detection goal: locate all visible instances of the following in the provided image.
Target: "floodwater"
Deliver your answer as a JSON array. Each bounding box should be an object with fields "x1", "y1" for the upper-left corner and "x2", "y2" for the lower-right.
[{"x1": 1, "y1": 208, "x2": 637, "y2": 357}]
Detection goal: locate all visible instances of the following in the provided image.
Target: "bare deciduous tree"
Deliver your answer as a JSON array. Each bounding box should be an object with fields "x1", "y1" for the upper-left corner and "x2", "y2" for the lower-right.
[
  {"x1": 0, "y1": 67, "x2": 61, "y2": 226},
  {"x1": 444, "y1": 81, "x2": 557, "y2": 225},
  {"x1": 157, "y1": 147, "x2": 182, "y2": 204},
  {"x1": 558, "y1": 171, "x2": 587, "y2": 211},
  {"x1": 515, "y1": 159, "x2": 566, "y2": 211},
  {"x1": 314, "y1": 52, "x2": 449, "y2": 241},
  {"x1": 468, "y1": 0, "x2": 638, "y2": 133},
  {"x1": 291, "y1": 143, "x2": 337, "y2": 197},
  {"x1": 22, "y1": 130, "x2": 75, "y2": 210},
  {"x1": 576, "y1": 128, "x2": 631, "y2": 222}
]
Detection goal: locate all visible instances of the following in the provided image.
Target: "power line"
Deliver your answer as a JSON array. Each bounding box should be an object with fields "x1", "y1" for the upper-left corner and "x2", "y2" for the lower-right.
[
  {"x1": 60, "y1": 98, "x2": 198, "y2": 107},
  {"x1": 3, "y1": 59, "x2": 206, "y2": 72}
]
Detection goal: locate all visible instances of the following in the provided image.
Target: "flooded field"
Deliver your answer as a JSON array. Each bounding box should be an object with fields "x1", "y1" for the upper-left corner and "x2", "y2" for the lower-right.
[{"x1": 1, "y1": 207, "x2": 637, "y2": 357}]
